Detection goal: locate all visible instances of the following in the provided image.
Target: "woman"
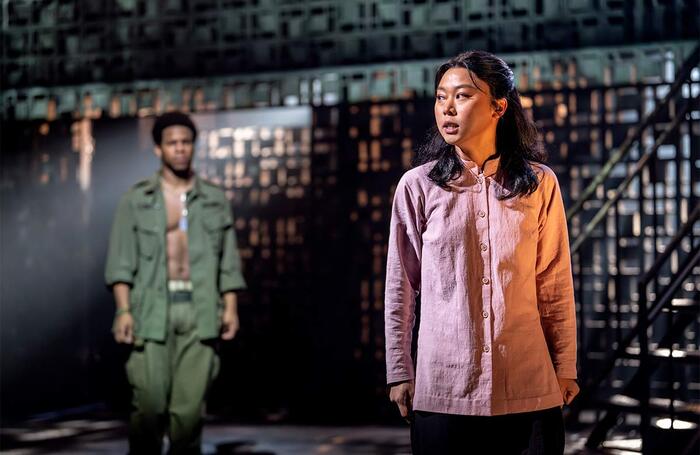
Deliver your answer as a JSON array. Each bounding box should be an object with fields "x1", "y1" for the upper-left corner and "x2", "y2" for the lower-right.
[{"x1": 384, "y1": 50, "x2": 579, "y2": 454}]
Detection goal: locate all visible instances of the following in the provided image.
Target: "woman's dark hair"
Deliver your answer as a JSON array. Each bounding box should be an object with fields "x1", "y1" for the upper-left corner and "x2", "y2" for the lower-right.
[{"x1": 413, "y1": 50, "x2": 546, "y2": 199}]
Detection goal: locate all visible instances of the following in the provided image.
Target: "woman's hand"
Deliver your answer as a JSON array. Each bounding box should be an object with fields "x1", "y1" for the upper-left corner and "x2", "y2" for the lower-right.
[
  {"x1": 557, "y1": 377, "x2": 580, "y2": 405},
  {"x1": 389, "y1": 380, "x2": 415, "y2": 422}
]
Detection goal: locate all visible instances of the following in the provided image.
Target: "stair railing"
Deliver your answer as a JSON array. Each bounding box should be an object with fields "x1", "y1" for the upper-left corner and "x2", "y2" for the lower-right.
[
  {"x1": 574, "y1": 204, "x2": 700, "y2": 452},
  {"x1": 566, "y1": 45, "x2": 700, "y2": 223}
]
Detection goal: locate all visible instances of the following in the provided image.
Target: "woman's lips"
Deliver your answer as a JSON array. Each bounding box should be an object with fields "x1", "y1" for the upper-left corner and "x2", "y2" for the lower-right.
[{"x1": 442, "y1": 122, "x2": 459, "y2": 134}]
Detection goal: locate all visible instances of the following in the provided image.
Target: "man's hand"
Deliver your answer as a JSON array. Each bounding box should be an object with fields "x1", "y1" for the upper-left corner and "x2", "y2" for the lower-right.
[
  {"x1": 558, "y1": 377, "x2": 580, "y2": 405},
  {"x1": 113, "y1": 312, "x2": 134, "y2": 344},
  {"x1": 389, "y1": 381, "x2": 415, "y2": 423},
  {"x1": 221, "y1": 308, "x2": 239, "y2": 340}
]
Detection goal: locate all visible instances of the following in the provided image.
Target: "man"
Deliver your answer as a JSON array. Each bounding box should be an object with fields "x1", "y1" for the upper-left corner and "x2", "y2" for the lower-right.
[{"x1": 105, "y1": 112, "x2": 246, "y2": 454}]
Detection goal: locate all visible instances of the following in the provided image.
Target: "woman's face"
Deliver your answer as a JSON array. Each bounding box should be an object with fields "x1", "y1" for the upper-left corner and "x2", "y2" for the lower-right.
[{"x1": 434, "y1": 68, "x2": 502, "y2": 149}]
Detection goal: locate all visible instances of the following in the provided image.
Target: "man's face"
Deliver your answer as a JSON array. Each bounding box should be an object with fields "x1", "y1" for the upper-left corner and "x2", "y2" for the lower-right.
[
  {"x1": 155, "y1": 125, "x2": 194, "y2": 173},
  {"x1": 434, "y1": 68, "x2": 502, "y2": 148}
]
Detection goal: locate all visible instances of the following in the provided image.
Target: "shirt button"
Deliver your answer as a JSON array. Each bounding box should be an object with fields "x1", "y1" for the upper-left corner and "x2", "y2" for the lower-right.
[
  {"x1": 477, "y1": 210, "x2": 486, "y2": 218},
  {"x1": 482, "y1": 311, "x2": 489, "y2": 318},
  {"x1": 481, "y1": 277, "x2": 490, "y2": 285},
  {"x1": 483, "y1": 345, "x2": 490, "y2": 353},
  {"x1": 477, "y1": 176, "x2": 484, "y2": 184},
  {"x1": 480, "y1": 243, "x2": 488, "y2": 251}
]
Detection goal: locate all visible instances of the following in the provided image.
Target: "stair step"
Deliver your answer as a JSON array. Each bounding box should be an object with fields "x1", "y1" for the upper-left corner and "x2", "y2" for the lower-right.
[
  {"x1": 600, "y1": 437, "x2": 642, "y2": 453},
  {"x1": 624, "y1": 346, "x2": 700, "y2": 364},
  {"x1": 651, "y1": 416, "x2": 698, "y2": 430},
  {"x1": 662, "y1": 298, "x2": 700, "y2": 314},
  {"x1": 601, "y1": 394, "x2": 700, "y2": 421},
  {"x1": 586, "y1": 351, "x2": 608, "y2": 360}
]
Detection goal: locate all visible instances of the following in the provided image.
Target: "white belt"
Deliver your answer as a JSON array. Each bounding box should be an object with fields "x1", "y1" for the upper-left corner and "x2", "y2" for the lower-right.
[{"x1": 167, "y1": 280, "x2": 193, "y2": 292}]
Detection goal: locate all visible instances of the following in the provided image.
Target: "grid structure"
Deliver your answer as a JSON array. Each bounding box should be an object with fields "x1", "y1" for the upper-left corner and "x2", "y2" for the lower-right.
[
  {"x1": 3, "y1": 0, "x2": 698, "y2": 89},
  {"x1": 190, "y1": 108, "x2": 314, "y2": 279},
  {"x1": 341, "y1": 100, "x2": 433, "y2": 407},
  {"x1": 4, "y1": 41, "x2": 698, "y2": 120}
]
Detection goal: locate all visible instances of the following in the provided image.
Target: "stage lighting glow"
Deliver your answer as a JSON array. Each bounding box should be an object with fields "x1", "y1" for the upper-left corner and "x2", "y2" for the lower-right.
[
  {"x1": 16, "y1": 427, "x2": 79, "y2": 442},
  {"x1": 601, "y1": 437, "x2": 642, "y2": 451},
  {"x1": 655, "y1": 418, "x2": 696, "y2": 430}
]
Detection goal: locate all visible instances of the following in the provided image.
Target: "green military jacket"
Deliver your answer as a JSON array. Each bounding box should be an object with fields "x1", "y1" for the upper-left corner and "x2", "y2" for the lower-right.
[{"x1": 105, "y1": 172, "x2": 247, "y2": 341}]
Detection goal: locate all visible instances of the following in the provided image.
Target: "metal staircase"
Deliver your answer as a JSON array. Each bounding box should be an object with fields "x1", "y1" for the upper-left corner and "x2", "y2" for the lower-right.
[{"x1": 567, "y1": 44, "x2": 700, "y2": 454}]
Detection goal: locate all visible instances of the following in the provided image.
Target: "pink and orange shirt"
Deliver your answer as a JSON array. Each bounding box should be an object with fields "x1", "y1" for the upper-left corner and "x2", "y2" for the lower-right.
[{"x1": 384, "y1": 157, "x2": 577, "y2": 416}]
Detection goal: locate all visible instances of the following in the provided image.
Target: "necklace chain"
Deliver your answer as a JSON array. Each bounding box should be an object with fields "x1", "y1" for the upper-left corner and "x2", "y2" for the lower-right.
[{"x1": 162, "y1": 183, "x2": 189, "y2": 232}]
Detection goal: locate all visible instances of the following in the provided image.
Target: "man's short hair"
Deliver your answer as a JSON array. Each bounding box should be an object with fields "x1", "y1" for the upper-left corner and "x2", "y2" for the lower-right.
[{"x1": 152, "y1": 111, "x2": 198, "y2": 145}]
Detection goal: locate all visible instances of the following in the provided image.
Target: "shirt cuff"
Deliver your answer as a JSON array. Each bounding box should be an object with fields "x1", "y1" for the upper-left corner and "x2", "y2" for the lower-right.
[
  {"x1": 105, "y1": 272, "x2": 134, "y2": 288},
  {"x1": 554, "y1": 365, "x2": 578, "y2": 379},
  {"x1": 220, "y1": 272, "x2": 247, "y2": 293},
  {"x1": 386, "y1": 371, "x2": 414, "y2": 385}
]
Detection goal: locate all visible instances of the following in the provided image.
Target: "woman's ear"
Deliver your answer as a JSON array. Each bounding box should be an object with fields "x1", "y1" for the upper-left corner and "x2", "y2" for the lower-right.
[{"x1": 493, "y1": 98, "x2": 508, "y2": 119}]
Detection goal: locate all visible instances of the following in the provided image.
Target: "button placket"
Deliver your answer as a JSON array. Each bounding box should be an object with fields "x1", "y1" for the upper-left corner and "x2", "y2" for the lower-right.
[{"x1": 478, "y1": 175, "x2": 493, "y2": 358}]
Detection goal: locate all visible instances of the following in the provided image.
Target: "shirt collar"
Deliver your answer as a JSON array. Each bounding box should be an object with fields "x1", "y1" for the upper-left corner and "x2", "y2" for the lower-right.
[
  {"x1": 460, "y1": 154, "x2": 500, "y2": 178},
  {"x1": 140, "y1": 172, "x2": 160, "y2": 195}
]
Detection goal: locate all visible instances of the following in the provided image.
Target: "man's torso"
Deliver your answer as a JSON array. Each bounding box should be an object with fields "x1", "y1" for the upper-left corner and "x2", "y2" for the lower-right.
[
  {"x1": 162, "y1": 184, "x2": 192, "y2": 281},
  {"x1": 106, "y1": 172, "x2": 246, "y2": 341}
]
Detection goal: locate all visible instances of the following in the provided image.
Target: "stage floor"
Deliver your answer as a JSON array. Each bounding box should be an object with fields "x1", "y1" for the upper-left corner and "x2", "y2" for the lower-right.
[{"x1": 1, "y1": 416, "x2": 611, "y2": 454}]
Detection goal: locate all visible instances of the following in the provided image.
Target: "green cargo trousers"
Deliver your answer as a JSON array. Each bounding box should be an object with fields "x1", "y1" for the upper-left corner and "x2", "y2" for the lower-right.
[{"x1": 126, "y1": 297, "x2": 219, "y2": 455}]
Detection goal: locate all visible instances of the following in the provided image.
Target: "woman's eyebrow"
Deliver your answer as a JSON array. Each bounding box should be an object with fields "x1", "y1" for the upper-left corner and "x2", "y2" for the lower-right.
[{"x1": 436, "y1": 83, "x2": 479, "y2": 91}]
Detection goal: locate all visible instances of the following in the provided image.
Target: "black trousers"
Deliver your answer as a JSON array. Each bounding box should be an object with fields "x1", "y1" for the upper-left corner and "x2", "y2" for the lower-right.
[{"x1": 411, "y1": 406, "x2": 565, "y2": 455}]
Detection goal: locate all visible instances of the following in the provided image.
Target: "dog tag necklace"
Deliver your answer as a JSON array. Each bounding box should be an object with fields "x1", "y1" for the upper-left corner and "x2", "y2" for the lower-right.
[{"x1": 178, "y1": 192, "x2": 188, "y2": 232}]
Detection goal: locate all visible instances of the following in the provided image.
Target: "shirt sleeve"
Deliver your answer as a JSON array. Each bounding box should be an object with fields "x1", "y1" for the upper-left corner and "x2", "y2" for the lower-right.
[
  {"x1": 105, "y1": 194, "x2": 138, "y2": 287},
  {"x1": 219, "y1": 207, "x2": 247, "y2": 293},
  {"x1": 384, "y1": 174, "x2": 423, "y2": 384},
  {"x1": 536, "y1": 172, "x2": 578, "y2": 379}
]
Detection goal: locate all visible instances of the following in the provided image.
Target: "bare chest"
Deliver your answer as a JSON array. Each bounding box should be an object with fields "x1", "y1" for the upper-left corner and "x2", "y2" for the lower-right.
[
  {"x1": 163, "y1": 191, "x2": 186, "y2": 232},
  {"x1": 161, "y1": 189, "x2": 190, "y2": 279}
]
